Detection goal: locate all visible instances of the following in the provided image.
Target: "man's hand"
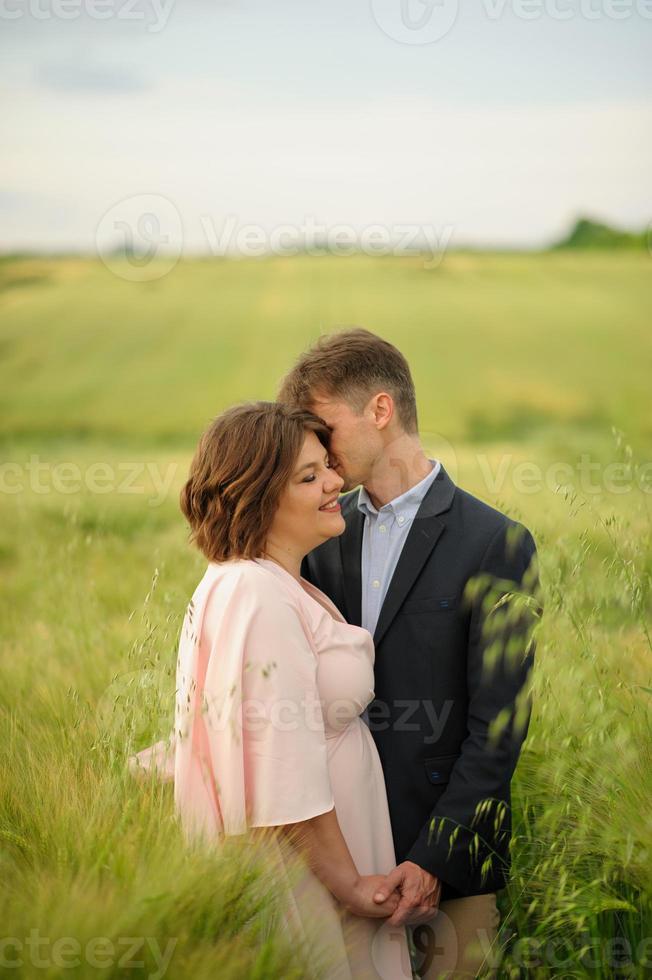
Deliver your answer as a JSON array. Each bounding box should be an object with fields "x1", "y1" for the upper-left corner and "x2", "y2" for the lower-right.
[{"x1": 373, "y1": 861, "x2": 441, "y2": 926}]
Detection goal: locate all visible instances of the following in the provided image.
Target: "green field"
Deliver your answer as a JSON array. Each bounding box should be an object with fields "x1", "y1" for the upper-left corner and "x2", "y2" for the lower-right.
[{"x1": 1, "y1": 252, "x2": 651, "y2": 977}]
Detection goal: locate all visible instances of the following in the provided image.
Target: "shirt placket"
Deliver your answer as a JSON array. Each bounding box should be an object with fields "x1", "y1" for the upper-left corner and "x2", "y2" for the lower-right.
[{"x1": 370, "y1": 508, "x2": 394, "y2": 627}]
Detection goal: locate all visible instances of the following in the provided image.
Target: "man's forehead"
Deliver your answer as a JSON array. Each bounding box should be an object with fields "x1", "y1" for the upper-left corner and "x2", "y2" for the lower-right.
[
  {"x1": 309, "y1": 390, "x2": 347, "y2": 414},
  {"x1": 308, "y1": 393, "x2": 338, "y2": 417}
]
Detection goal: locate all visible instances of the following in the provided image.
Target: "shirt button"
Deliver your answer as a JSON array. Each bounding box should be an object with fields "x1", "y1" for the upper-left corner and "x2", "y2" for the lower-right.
[
  {"x1": 397, "y1": 516, "x2": 405, "y2": 525},
  {"x1": 379, "y1": 524, "x2": 386, "y2": 533},
  {"x1": 372, "y1": 579, "x2": 380, "y2": 589}
]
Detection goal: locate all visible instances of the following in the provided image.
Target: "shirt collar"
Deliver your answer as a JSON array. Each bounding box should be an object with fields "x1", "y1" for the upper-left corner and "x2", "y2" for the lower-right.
[{"x1": 357, "y1": 458, "x2": 441, "y2": 520}]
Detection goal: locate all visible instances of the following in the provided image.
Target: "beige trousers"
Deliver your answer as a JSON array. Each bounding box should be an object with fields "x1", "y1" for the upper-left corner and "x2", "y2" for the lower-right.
[{"x1": 408, "y1": 893, "x2": 500, "y2": 979}]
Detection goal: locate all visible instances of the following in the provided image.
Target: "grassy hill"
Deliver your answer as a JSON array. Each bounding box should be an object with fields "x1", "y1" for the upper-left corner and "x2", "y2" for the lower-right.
[{"x1": 1, "y1": 251, "x2": 650, "y2": 977}]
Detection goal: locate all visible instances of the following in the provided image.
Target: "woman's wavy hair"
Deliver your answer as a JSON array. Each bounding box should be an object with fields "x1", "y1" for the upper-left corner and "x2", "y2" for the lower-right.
[{"x1": 180, "y1": 401, "x2": 331, "y2": 562}]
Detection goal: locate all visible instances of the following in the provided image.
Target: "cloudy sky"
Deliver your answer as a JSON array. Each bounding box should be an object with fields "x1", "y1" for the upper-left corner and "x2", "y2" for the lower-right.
[{"x1": 1, "y1": 0, "x2": 651, "y2": 252}]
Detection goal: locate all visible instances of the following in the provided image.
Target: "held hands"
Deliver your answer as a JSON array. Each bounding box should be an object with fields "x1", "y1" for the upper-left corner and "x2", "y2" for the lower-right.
[
  {"x1": 346, "y1": 875, "x2": 402, "y2": 918},
  {"x1": 372, "y1": 861, "x2": 441, "y2": 926}
]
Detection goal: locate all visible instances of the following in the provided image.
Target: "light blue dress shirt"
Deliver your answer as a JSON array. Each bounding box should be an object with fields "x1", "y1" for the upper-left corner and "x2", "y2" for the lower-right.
[{"x1": 357, "y1": 458, "x2": 441, "y2": 638}]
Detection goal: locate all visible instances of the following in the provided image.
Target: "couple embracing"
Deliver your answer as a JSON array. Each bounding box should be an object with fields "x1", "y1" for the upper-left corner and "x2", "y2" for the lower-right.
[{"x1": 131, "y1": 328, "x2": 540, "y2": 979}]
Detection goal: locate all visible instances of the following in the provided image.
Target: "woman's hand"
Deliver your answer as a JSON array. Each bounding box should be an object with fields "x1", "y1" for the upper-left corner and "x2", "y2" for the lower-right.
[
  {"x1": 345, "y1": 875, "x2": 401, "y2": 918},
  {"x1": 278, "y1": 810, "x2": 401, "y2": 920}
]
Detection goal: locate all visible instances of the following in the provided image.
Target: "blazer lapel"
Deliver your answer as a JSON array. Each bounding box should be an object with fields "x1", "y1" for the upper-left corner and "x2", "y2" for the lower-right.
[
  {"x1": 339, "y1": 498, "x2": 364, "y2": 627},
  {"x1": 372, "y1": 465, "x2": 456, "y2": 648}
]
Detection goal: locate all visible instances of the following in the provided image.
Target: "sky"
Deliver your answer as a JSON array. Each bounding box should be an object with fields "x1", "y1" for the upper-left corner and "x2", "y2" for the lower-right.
[{"x1": 1, "y1": 0, "x2": 651, "y2": 252}]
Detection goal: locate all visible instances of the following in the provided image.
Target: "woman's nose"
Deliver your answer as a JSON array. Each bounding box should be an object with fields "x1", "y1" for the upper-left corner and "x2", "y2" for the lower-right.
[{"x1": 326, "y1": 469, "x2": 344, "y2": 492}]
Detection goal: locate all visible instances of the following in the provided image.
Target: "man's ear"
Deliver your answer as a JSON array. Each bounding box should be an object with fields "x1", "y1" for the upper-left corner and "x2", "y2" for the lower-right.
[{"x1": 370, "y1": 391, "x2": 394, "y2": 429}]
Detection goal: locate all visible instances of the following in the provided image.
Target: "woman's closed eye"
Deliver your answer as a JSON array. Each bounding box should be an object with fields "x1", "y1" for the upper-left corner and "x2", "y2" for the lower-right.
[{"x1": 303, "y1": 461, "x2": 333, "y2": 482}]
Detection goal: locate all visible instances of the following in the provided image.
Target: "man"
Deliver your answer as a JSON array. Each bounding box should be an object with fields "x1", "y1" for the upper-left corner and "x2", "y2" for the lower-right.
[{"x1": 278, "y1": 328, "x2": 542, "y2": 977}]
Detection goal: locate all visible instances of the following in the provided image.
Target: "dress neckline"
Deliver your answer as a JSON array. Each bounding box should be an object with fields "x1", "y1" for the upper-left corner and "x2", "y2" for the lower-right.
[
  {"x1": 253, "y1": 556, "x2": 347, "y2": 624},
  {"x1": 252, "y1": 555, "x2": 309, "y2": 589}
]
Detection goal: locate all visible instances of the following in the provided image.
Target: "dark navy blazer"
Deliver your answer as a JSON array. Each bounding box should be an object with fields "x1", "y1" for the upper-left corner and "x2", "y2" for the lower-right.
[{"x1": 301, "y1": 464, "x2": 541, "y2": 900}]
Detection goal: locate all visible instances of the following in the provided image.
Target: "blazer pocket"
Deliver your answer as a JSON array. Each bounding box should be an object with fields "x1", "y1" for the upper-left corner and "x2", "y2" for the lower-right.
[
  {"x1": 403, "y1": 595, "x2": 457, "y2": 613},
  {"x1": 423, "y1": 754, "x2": 459, "y2": 785}
]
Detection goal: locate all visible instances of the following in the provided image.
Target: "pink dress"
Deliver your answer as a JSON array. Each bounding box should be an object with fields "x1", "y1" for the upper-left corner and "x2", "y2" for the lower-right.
[{"x1": 130, "y1": 557, "x2": 412, "y2": 980}]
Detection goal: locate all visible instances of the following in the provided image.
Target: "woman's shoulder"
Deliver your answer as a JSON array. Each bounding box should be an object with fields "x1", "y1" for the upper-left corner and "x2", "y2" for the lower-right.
[
  {"x1": 197, "y1": 559, "x2": 302, "y2": 639},
  {"x1": 206, "y1": 557, "x2": 267, "y2": 581},
  {"x1": 204, "y1": 558, "x2": 300, "y2": 608}
]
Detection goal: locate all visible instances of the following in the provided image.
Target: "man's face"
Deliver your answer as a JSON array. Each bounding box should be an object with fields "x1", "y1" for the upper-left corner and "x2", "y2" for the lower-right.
[{"x1": 308, "y1": 391, "x2": 381, "y2": 492}]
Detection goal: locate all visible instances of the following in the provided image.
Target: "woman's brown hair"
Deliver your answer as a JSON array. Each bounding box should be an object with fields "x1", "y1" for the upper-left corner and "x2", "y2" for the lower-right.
[{"x1": 180, "y1": 401, "x2": 331, "y2": 562}]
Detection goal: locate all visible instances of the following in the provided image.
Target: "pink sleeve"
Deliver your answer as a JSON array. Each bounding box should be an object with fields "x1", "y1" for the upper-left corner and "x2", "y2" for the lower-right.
[
  {"x1": 128, "y1": 735, "x2": 175, "y2": 782},
  {"x1": 203, "y1": 579, "x2": 335, "y2": 828}
]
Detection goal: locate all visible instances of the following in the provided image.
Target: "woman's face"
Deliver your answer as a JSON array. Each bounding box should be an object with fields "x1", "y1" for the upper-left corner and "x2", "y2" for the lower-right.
[{"x1": 267, "y1": 430, "x2": 345, "y2": 556}]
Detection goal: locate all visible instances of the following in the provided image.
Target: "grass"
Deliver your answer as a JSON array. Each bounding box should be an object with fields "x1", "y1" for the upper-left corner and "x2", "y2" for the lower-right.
[{"x1": 0, "y1": 251, "x2": 650, "y2": 977}]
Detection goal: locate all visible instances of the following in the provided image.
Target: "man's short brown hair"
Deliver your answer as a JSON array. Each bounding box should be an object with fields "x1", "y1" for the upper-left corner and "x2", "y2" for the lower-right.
[
  {"x1": 277, "y1": 327, "x2": 418, "y2": 434},
  {"x1": 180, "y1": 401, "x2": 331, "y2": 562}
]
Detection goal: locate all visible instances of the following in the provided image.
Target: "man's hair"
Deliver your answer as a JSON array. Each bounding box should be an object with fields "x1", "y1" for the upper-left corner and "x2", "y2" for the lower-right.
[
  {"x1": 180, "y1": 401, "x2": 331, "y2": 562},
  {"x1": 277, "y1": 327, "x2": 418, "y2": 434}
]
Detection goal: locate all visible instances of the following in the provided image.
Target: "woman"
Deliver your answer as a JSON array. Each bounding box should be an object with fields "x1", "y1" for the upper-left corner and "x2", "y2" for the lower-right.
[{"x1": 129, "y1": 402, "x2": 412, "y2": 979}]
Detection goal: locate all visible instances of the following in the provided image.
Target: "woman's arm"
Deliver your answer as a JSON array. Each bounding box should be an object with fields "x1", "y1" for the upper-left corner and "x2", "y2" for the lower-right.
[{"x1": 279, "y1": 806, "x2": 400, "y2": 918}]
